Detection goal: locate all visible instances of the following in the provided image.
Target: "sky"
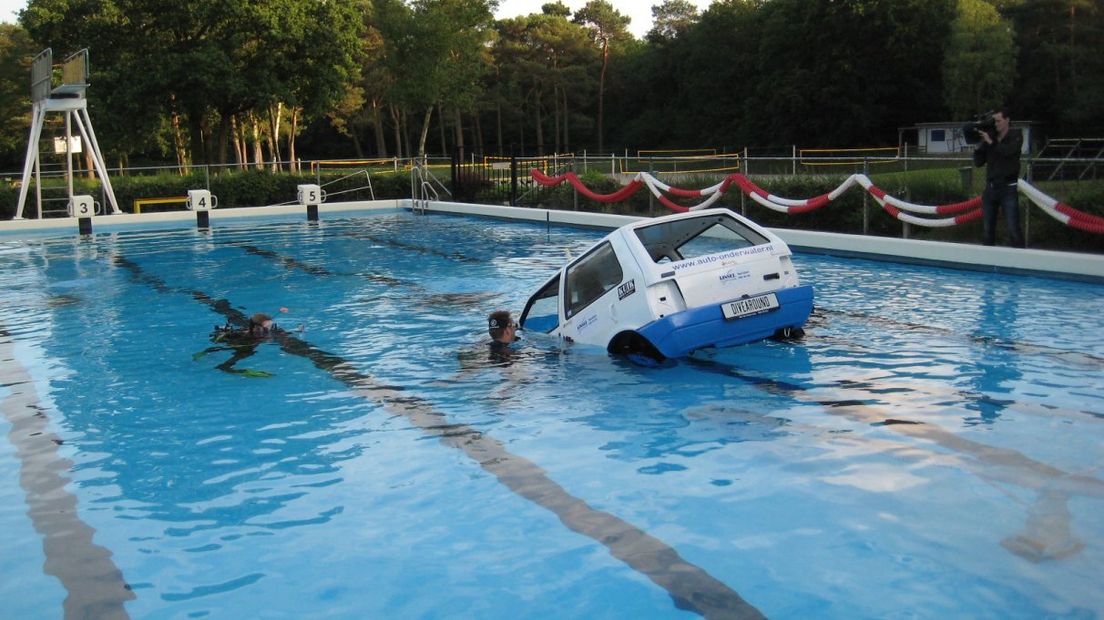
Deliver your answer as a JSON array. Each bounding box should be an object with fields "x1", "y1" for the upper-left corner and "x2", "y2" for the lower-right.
[
  {"x1": 0, "y1": 0, "x2": 21, "y2": 24},
  {"x1": 1, "y1": 1, "x2": 713, "y2": 38},
  {"x1": 495, "y1": 0, "x2": 714, "y2": 38}
]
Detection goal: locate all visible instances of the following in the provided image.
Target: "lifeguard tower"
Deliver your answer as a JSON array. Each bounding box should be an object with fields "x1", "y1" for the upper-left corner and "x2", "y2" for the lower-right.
[{"x1": 14, "y1": 48, "x2": 121, "y2": 219}]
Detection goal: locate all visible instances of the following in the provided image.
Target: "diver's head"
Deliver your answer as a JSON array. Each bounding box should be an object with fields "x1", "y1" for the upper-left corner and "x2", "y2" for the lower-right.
[
  {"x1": 249, "y1": 312, "x2": 274, "y2": 336},
  {"x1": 488, "y1": 310, "x2": 517, "y2": 344}
]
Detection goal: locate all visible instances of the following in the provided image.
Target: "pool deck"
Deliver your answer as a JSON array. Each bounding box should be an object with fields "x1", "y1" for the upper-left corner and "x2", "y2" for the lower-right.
[{"x1": 2, "y1": 198, "x2": 1102, "y2": 283}]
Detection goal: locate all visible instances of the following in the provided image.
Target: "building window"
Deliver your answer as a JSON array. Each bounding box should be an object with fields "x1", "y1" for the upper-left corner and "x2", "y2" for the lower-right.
[{"x1": 931, "y1": 129, "x2": 946, "y2": 142}]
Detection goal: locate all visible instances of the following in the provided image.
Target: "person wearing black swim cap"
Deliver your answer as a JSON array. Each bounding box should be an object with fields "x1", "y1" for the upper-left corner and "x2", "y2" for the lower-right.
[{"x1": 487, "y1": 310, "x2": 518, "y2": 347}]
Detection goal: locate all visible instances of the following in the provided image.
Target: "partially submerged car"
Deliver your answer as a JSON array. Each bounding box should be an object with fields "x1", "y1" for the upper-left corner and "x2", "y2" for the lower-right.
[{"x1": 519, "y1": 208, "x2": 814, "y2": 359}]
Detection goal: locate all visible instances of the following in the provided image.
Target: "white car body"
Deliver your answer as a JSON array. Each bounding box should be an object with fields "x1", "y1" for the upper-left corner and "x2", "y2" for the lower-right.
[{"x1": 519, "y1": 208, "x2": 814, "y2": 358}]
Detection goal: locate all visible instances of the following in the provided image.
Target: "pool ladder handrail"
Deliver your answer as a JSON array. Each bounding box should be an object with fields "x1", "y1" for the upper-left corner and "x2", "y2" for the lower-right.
[
  {"x1": 411, "y1": 160, "x2": 447, "y2": 215},
  {"x1": 319, "y1": 169, "x2": 376, "y2": 202}
]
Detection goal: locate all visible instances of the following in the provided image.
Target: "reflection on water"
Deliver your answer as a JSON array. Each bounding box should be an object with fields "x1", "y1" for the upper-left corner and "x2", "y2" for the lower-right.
[{"x1": 963, "y1": 285, "x2": 1023, "y2": 425}]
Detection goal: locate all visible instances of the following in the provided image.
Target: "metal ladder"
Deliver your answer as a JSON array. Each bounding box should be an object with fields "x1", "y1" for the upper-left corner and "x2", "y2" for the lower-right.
[{"x1": 411, "y1": 159, "x2": 448, "y2": 214}]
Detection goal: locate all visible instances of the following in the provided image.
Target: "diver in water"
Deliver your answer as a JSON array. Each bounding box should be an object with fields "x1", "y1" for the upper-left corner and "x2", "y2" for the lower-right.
[
  {"x1": 487, "y1": 309, "x2": 520, "y2": 362},
  {"x1": 194, "y1": 312, "x2": 286, "y2": 377},
  {"x1": 452, "y1": 309, "x2": 524, "y2": 372}
]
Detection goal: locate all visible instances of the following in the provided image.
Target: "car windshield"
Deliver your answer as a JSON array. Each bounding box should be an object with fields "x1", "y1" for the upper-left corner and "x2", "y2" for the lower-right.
[{"x1": 633, "y1": 213, "x2": 769, "y2": 263}]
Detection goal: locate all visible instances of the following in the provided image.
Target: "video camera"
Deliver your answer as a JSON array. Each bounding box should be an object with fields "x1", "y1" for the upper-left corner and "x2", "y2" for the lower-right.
[{"x1": 962, "y1": 111, "x2": 997, "y2": 144}]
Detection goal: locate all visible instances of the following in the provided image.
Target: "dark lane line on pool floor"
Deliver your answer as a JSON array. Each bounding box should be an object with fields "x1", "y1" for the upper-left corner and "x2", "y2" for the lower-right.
[
  {"x1": 111, "y1": 254, "x2": 765, "y2": 620},
  {"x1": 340, "y1": 231, "x2": 484, "y2": 264},
  {"x1": 0, "y1": 328, "x2": 135, "y2": 620},
  {"x1": 686, "y1": 357, "x2": 1103, "y2": 562},
  {"x1": 817, "y1": 307, "x2": 1104, "y2": 368},
  {"x1": 236, "y1": 244, "x2": 502, "y2": 308}
]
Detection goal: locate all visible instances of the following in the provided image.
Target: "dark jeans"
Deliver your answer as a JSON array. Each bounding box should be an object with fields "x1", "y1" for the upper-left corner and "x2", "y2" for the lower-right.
[{"x1": 982, "y1": 182, "x2": 1024, "y2": 247}]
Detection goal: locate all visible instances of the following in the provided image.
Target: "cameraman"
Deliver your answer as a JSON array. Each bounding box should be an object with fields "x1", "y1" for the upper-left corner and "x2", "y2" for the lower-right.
[{"x1": 972, "y1": 107, "x2": 1024, "y2": 247}]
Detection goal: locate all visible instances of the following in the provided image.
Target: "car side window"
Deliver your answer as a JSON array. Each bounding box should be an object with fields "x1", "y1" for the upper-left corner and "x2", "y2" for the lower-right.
[{"x1": 564, "y1": 242, "x2": 623, "y2": 319}]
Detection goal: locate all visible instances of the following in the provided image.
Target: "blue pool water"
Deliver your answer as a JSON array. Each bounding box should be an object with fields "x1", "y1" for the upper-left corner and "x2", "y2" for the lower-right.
[{"x1": 1, "y1": 210, "x2": 1102, "y2": 619}]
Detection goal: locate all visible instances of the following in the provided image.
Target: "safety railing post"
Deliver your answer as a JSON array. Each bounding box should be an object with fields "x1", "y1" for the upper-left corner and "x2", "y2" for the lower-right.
[
  {"x1": 648, "y1": 158, "x2": 654, "y2": 216},
  {"x1": 862, "y1": 157, "x2": 869, "y2": 236},
  {"x1": 450, "y1": 147, "x2": 458, "y2": 199},
  {"x1": 510, "y1": 154, "x2": 518, "y2": 206},
  {"x1": 573, "y1": 183, "x2": 578, "y2": 211},
  {"x1": 1023, "y1": 195, "x2": 1030, "y2": 247},
  {"x1": 569, "y1": 155, "x2": 577, "y2": 211},
  {"x1": 902, "y1": 186, "x2": 911, "y2": 239},
  {"x1": 1023, "y1": 153, "x2": 1031, "y2": 247},
  {"x1": 740, "y1": 149, "x2": 748, "y2": 216}
]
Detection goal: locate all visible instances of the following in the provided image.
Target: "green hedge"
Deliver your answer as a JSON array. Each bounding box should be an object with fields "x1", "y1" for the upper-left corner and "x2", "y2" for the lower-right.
[{"x1": 0, "y1": 168, "x2": 414, "y2": 219}]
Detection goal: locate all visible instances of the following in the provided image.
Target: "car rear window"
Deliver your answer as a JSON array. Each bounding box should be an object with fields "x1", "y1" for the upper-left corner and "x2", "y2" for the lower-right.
[{"x1": 634, "y1": 213, "x2": 769, "y2": 263}]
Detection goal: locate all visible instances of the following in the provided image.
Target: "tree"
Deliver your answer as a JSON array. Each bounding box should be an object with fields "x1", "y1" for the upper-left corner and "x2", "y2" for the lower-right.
[
  {"x1": 574, "y1": 1, "x2": 631, "y2": 153},
  {"x1": 20, "y1": 0, "x2": 363, "y2": 167},
  {"x1": 491, "y1": 9, "x2": 594, "y2": 155},
  {"x1": 627, "y1": 0, "x2": 760, "y2": 148},
  {"x1": 746, "y1": 0, "x2": 954, "y2": 147},
  {"x1": 328, "y1": 9, "x2": 389, "y2": 158},
  {"x1": 20, "y1": 0, "x2": 162, "y2": 165},
  {"x1": 1007, "y1": 0, "x2": 1104, "y2": 136},
  {"x1": 942, "y1": 0, "x2": 1018, "y2": 120},
  {"x1": 647, "y1": 0, "x2": 700, "y2": 43},
  {"x1": 375, "y1": 0, "x2": 495, "y2": 159},
  {"x1": 276, "y1": 0, "x2": 365, "y2": 170},
  {"x1": 5, "y1": 0, "x2": 1096, "y2": 164},
  {"x1": 534, "y1": 15, "x2": 595, "y2": 154},
  {"x1": 0, "y1": 24, "x2": 38, "y2": 170}
]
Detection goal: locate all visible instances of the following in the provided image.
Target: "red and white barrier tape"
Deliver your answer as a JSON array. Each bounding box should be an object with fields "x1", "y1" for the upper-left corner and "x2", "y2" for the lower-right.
[
  {"x1": 641, "y1": 174, "x2": 731, "y2": 212},
  {"x1": 530, "y1": 169, "x2": 1101, "y2": 233},
  {"x1": 531, "y1": 168, "x2": 643, "y2": 203},
  {"x1": 1018, "y1": 180, "x2": 1104, "y2": 234}
]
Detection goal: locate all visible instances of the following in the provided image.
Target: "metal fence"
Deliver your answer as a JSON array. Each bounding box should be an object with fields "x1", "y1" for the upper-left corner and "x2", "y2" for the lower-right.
[{"x1": 3, "y1": 148, "x2": 1099, "y2": 212}]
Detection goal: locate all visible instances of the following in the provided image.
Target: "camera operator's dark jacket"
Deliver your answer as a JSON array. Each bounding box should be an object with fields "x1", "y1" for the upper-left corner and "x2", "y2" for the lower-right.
[{"x1": 973, "y1": 128, "x2": 1023, "y2": 185}]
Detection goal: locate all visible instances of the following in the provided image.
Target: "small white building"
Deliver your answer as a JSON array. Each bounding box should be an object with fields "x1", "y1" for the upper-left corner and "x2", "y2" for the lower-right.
[{"x1": 901, "y1": 121, "x2": 1036, "y2": 155}]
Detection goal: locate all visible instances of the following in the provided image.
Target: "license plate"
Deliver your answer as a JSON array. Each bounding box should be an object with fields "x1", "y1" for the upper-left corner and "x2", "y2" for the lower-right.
[{"x1": 722, "y1": 293, "x2": 779, "y2": 319}]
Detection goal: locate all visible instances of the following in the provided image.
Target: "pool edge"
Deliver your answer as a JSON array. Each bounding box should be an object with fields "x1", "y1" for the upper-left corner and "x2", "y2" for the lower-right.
[{"x1": 2, "y1": 198, "x2": 1101, "y2": 283}]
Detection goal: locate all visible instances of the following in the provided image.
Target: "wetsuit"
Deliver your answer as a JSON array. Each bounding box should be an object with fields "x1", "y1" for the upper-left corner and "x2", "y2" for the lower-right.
[{"x1": 194, "y1": 324, "x2": 284, "y2": 377}]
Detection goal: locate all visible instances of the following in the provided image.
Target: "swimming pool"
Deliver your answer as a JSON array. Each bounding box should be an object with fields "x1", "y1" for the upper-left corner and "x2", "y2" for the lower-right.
[{"x1": 1, "y1": 210, "x2": 1101, "y2": 619}]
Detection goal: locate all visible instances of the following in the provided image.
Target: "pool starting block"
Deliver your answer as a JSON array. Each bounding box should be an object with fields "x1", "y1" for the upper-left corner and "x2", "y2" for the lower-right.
[
  {"x1": 70, "y1": 194, "x2": 95, "y2": 234},
  {"x1": 188, "y1": 189, "x2": 217, "y2": 228},
  {"x1": 297, "y1": 184, "x2": 326, "y2": 221}
]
